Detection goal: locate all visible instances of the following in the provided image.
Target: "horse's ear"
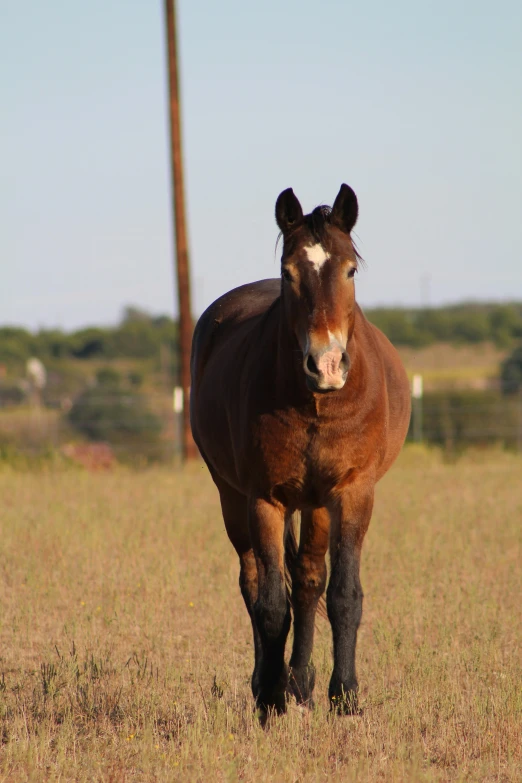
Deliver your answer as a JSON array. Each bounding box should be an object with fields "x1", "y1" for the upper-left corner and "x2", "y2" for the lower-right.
[
  {"x1": 331, "y1": 184, "x2": 358, "y2": 234},
  {"x1": 275, "y1": 188, "x2": 304, "y2": 234}
]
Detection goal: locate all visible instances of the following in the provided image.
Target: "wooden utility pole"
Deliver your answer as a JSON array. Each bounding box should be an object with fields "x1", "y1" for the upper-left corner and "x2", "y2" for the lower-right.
[{"x1": 164, "y1": 0, "x2": 197, "y2": 460}]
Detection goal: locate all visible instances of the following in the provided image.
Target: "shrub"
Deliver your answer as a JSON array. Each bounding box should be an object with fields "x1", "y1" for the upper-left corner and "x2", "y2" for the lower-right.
[
  {"x1": 95, "y1": 367, "x2": 121, "y2": 387},
  {"x1": 127, "y1": 371, "x2": 143, "y2": 388},
  {"x1": 68, "y1": 374, "x2": 163, "y2": 461}
]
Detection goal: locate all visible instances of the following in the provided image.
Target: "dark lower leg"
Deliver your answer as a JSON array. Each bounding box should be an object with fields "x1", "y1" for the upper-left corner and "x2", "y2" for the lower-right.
[
  {"x1": 254, "y1": 565, "x2": 291, "y2": 713},
  {"x1": 288, "y1": 509, "x2": 328, "y2": 706},
  {"x1": 327, "y1": 488, "x2": 373, "y2": 715},
  {"x1": 327, "y1": 544, "x2": 363, "y2": 714},
  {"x1": 217, "y1": 482, "x2": 265, "y2": 705},
  {"x1": 249, "y1": 498, "x2": 290, "y2": 716},
  {"x1": 238, "y1": 550, "x2": 263, "y2": 697}
]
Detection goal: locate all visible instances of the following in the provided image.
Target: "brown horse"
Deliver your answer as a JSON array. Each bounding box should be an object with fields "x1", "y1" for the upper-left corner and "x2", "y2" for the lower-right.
[{"x1": 190, "y1": 184, "x2": 411, "y2": 719}]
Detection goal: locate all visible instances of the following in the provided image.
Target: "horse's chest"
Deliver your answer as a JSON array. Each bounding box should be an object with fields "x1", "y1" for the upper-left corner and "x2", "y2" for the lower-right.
[{"x1": 252, "y1": 412, "x2": 357, "y2": 505}]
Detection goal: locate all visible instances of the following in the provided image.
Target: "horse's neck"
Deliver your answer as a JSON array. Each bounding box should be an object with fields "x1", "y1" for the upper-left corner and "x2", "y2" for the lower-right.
[{"x1": 268, "y1": 308, "x2": 304, "y2": 402}]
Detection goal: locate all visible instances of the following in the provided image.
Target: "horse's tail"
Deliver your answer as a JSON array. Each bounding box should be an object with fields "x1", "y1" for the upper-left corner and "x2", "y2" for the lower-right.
[{"x1": 285, "y1": 512, "x2": 328, "y2": 621}]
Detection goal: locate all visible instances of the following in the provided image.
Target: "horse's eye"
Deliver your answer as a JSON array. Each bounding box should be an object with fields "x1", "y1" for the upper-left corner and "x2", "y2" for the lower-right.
[
  {"x1": 282, "y1": 268, "x2": 293, "y2": 283},
  {"x1": 347, "y1": 267, "x2": 356, "y2": 279}
]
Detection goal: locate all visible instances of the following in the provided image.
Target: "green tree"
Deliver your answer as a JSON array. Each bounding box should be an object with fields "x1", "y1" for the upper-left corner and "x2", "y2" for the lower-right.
[
  {"x1": 0, "y1": 327, "x2": 33, "y2": 364},
  {"x1": 70, "y1": 328, "x2": 108, "y2": 359},
  {"x1": 489, "y1": 306, "x2": 522, "y2": 348}
]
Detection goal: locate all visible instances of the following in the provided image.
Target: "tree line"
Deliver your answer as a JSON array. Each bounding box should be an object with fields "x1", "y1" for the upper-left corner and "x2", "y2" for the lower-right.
[
  {"x1": 1, "y1": 302, "x2": 522, "y2": 369},
  {"x1": 0, "y1": 307, "x2": 179, "y2": 366},
  {"x1": 365, "y1": 302, "x2": 522, "y2": 348}
]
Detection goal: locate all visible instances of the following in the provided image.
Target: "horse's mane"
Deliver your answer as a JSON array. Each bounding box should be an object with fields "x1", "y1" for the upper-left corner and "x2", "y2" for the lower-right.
[{"x1": 303, "y1": 205, "x2": 333, "y2": 245}]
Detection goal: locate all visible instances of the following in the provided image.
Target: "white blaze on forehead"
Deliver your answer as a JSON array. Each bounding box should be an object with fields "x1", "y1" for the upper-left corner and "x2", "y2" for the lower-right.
[{"x1": 304, "y1": 243, "x2": 330, "y2": 271}]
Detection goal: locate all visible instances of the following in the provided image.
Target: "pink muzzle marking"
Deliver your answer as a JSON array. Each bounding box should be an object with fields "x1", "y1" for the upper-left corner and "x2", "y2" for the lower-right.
[{"x1": 316, "y1": 346, "x2": 344, "y2": 385}]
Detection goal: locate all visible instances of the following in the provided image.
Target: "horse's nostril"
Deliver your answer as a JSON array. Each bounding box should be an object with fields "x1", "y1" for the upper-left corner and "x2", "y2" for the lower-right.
[
  {"x1": 340, "y1": 352, "x2": 349, "y2": 372},
  {"x1": 306, "y1": 354, "x2": 320, "y2": 376}
]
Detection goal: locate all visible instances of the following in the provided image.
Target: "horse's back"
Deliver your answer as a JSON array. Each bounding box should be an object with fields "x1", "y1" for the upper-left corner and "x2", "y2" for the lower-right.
[{"x1": 191, "y1": 279, "x2": 280, "y2": 388}]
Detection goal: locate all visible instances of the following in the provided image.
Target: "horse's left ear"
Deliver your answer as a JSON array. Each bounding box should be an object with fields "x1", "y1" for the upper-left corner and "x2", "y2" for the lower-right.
[{"x1": 331, "y1": 184, "x2": 358, "y2": 235}]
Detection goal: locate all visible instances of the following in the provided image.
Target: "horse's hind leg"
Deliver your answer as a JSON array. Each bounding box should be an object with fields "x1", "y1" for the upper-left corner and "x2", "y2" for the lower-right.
[
  {"x1": 249, "y1": 498, "x2": 291, "y2": 718},
  {"x1": 216, "y1": 482, "x2": 263, "y2": 700},
  {"x1": 288, "y1": 508, "x2": 329, "y2": 707}
]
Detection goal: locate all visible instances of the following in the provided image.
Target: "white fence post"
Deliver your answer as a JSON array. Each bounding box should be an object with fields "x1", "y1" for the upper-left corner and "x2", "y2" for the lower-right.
[{"x1": 412, "y1": 374, "x2": 423, "y2": 443}]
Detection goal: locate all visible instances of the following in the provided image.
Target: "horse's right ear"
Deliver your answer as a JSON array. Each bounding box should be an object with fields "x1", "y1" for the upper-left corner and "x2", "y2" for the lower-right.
[{"x1": 275, "y1": 188, "x2": 304, "y2": 234}]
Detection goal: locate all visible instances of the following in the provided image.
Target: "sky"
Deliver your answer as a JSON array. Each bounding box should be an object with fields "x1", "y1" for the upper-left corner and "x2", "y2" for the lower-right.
[{"x1": 1, "y1": 0, "x2": 521, "y2": 330}]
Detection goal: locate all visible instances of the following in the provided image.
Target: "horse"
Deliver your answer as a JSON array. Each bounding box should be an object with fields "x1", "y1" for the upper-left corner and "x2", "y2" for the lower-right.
[{"x1": 190, "y1": 184, "x2": 411, "y2": 720}]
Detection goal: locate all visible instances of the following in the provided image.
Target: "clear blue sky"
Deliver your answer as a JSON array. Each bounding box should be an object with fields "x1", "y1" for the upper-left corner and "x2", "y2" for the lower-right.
[{"x1": 1, "y1": 0, "x2": 521, "y2": 330}]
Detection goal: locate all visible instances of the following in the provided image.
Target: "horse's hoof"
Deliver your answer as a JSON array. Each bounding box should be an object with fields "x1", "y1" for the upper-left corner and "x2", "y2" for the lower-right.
[
  {"x1": 256, "y1": 703, "x2": 285, "y2": 729},
  {"x1": 329, "y1": 692, "x2": 362, "y2": 716},
  {"x1": 287, "y1": 665, "x2": 316, "y2": 708}
]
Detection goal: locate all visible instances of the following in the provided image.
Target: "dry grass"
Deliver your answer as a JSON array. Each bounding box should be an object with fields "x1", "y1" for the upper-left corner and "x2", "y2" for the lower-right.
[
  {"x1": 0, "y1": 448, "x2": 521, "y2": 781},
  {"x1": 0, "y1": 408, "x2": 64, "y2": 449}
]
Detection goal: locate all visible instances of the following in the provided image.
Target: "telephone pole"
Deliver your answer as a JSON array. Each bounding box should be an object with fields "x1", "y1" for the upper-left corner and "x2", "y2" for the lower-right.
[{"x1": 164, "y1": 0, "x2": 197, "y2": 460}]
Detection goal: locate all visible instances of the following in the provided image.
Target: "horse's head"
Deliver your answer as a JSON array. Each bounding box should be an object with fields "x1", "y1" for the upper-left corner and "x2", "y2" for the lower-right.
[{"x1": 275, "y1": 184, "x2": 360, "y2": 393}]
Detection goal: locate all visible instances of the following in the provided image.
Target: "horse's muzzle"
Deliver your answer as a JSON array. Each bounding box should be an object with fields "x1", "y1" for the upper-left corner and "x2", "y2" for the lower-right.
[{"x1": 303, "y1": 343, "x2": 349, "y2": 392}]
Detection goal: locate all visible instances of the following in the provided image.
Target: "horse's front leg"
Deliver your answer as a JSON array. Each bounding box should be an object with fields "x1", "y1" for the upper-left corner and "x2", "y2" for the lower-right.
[
  {"x1": 249, "y1": 498, "x2": 291, "y2": 718},
  {"x1": 288, "y1": 507, "x2": 329, "y2": 708},
  {"x1": 327, "y1": 483, "x2": 374, "y2": 715}
]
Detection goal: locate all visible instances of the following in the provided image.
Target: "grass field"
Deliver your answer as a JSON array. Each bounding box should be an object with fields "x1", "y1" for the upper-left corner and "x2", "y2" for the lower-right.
[{"x1": 0, "y1": 448, "x2": 521, "y2": 781}]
